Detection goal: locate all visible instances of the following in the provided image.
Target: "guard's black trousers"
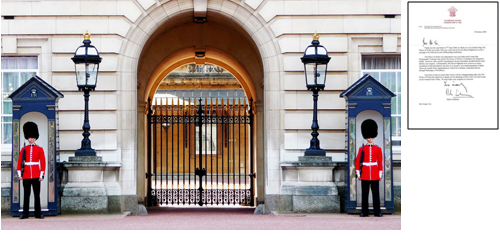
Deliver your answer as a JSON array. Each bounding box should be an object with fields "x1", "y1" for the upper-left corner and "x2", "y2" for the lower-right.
[
  {"x1": 22, "y1": 178, "x2": 41, "y2": 217},
  {"x1": 361, "y1": 180, "x2": 381, "y2": 215}
]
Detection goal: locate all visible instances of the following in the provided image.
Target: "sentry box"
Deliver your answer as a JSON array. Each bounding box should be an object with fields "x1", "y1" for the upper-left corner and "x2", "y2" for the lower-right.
[
  {"x1": 9, "y1": 76, "x2": 64, "y2": 216},
  {"x1": 340, "y1": 74, "x2": 395, "y2": 214}
]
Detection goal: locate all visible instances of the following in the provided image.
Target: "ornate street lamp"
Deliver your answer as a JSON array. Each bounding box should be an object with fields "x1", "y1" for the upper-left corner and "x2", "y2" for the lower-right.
[
  {"x1": 71, "y1": 31, "x2": 102, "y2": 156},
  {"x1": 301, "y1": 32, "x2": 331, "y2": 156}
]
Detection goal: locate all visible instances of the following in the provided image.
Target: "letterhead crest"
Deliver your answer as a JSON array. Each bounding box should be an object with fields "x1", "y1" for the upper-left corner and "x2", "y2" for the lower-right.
[{"x1": 448, "y1": 6, "x2": 457, "y2": 17}]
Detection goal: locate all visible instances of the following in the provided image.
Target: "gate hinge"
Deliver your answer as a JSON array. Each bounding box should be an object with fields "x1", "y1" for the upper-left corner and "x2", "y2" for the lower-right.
[
  {"x1": 249, "y1": 173, "x2": 256, "y2": 178},
  {"x1": 145, "y1": 173, "x2": 152, "y2": 179}
]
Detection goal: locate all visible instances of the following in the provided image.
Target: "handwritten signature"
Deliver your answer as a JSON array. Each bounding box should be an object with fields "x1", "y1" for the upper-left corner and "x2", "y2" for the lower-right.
[
  {"x1": 423, "y1": 37, "x2": 439, "y2": 46},
  {"x1": 444, "y1": 81, "x2": 473, "y2": 100}
]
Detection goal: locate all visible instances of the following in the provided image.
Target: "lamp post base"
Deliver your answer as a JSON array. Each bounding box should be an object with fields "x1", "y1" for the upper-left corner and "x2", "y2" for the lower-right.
[
  {"x1": 75, "y1": 148, "x2": 96, "y2": 157},
  {"x1": 304, "y1": 148, "x2": 326, "y2": 156}
]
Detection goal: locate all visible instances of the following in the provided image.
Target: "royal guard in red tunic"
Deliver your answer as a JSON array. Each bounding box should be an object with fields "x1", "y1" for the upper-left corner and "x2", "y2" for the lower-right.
[
  {"x1": 16, "y1": 121, "x2": 46, "y2": 219},
  {"x1": 355, "y1": 119, "x2": 383, "y2": 217}
]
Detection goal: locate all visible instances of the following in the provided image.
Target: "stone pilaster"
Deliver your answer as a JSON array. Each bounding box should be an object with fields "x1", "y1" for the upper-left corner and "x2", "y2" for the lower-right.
[
  {"x1": 61, "y1": 156, "x2": 121, "y2": 214},
  {"x1": 279, "y1": 156, "x2": 340, "y2": 213}
]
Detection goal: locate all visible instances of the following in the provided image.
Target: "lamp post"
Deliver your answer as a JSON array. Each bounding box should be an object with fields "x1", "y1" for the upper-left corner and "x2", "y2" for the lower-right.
[
  {"x1": 301, "y1": 32, "x2": 331, "y2": 156},
  {"x1": 71, "y1": 31, "x2": 102, "y2": 157}
]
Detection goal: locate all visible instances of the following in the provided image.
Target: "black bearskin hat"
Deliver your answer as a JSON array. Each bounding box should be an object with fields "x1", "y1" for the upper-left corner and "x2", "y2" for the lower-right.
[
  {"x1": 361, "y1": 119, "x2": 378, "y2": 139},
  {"x1": 23, "y1": 121, "x2": 39, "y2": 140}
]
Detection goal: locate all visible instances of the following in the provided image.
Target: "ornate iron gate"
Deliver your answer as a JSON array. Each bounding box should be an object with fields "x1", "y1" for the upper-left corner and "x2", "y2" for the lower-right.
[{"x1": 147, "y1": 97, "x2": 255, "y2": 206}]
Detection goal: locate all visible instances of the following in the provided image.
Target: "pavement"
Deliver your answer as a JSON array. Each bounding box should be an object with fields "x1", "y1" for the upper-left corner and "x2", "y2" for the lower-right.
[
  {"x1": 2, "y1": 207, "x2": 402, "y2": 249},
  {"x1": 1, "y1": 206, "x2": 401, "y2": 230}
]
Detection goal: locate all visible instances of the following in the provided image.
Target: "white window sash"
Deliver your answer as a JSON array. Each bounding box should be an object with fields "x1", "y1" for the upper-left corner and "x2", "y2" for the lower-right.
[{"x1": 1, "y1": 57, "x2": 39, "y2": 148}]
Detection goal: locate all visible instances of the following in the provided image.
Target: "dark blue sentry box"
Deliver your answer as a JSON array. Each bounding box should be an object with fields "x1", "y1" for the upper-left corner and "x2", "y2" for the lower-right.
[
  {"x1": 9, "y1": 76, "x2": 64, "y2": 216},
  {"x1": 340, "y1": 74, "x2": 395, "y2": 214}
]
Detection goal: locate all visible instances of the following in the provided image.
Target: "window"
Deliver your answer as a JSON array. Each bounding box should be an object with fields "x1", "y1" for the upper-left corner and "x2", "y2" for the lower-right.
[
  {"x1": 361, "y1": 56, "x2": 401, "y2": 145},
  {"x1": 1, "y1": 57, "x2": 38, "y2": 145}
]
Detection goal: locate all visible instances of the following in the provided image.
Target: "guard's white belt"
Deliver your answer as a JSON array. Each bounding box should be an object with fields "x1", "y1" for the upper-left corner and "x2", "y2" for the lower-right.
[
  {"x1": 362, "y1": 162, "x2": 377, "y2": 166},
  {"x1": 24, "y1": 162, "x2": 39, "y2": 165}
]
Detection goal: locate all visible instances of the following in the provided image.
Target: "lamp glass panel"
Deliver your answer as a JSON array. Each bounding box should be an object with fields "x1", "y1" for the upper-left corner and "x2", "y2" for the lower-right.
[
  {"x1": 87, "y1": 47, "x2": 99, "y2": 56},
  {"x1": 317, "y1": 46, "x2": 327, "y2": 55},
  {"x1": 75, "y1": 63, "x2": 87, "y2": 86},
  {"x1": 316, "y1": 63, "x2": 327, "y2": 86},
  {"x1": 87, "y1": 63, "x2": 99, "y2": 87},
  {"x1": 305, "y1": 63, "x2": 317, "y2": 86},
  {"x1": 75, "y1": 63, "x2": 98, "y2": 87},
  {"x1": 304, "y1": 46, "x2": 316, "y2": 56},
  {"x1": 75, "y1": 47, "x2": 86, "y2": 56}
]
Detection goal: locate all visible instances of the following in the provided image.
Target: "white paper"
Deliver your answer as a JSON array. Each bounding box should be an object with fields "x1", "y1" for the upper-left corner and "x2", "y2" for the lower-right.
[{"x1": 408, "y1": 2, "x2": 498, "y2": 129}]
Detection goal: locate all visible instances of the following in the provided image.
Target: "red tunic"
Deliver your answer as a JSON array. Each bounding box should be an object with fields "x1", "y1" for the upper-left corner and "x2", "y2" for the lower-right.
[
  {"x1": 355, "y1": 144, "x2": 383, "y2": 181},
  {"x1": 17, "y1": 144, "x2": 46, "y2": 179}
]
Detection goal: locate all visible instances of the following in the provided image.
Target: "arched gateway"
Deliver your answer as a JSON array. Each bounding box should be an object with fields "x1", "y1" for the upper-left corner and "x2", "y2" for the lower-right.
[{"x1": 122, "y1": 2, "x2": 275, "y2": 207}]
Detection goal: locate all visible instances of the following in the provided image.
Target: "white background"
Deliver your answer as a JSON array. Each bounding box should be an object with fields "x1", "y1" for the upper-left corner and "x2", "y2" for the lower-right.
[
  {"x1": 408, "y1": 1, "x2": 498, "y2": 128},
  {"x1": 402, "y1": 1, "x2": 500, "y2": 248}
]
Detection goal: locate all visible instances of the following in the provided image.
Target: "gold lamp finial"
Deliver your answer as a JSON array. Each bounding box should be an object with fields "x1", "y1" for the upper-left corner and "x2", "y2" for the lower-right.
[
  {"x1": 313, "y1": 31, "x2": 320, "y2": 41},
  {"x1": 83, "y1": 31, "x2": 91, "y2": 41}
]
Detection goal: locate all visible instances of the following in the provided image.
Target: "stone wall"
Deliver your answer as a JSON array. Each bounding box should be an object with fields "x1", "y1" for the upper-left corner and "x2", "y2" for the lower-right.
[
  {"x1": 260, "y1": 165, "x2": 401, "y2": 214},
  {"x1": 2, "y1": 0, "x2": 401, "y2": 210},
  {"x1": 1, "y1": 161, "x2": 11, "y2": 215}
]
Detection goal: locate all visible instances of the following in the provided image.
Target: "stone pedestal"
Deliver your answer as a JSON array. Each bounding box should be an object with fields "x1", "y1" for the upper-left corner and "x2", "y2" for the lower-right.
[
  {"x1": 61, "y1": 156, "x2": 121, "y2": 214},
  {"x1": 279, "y1": 156, "x2": 340, "y2": 213}
]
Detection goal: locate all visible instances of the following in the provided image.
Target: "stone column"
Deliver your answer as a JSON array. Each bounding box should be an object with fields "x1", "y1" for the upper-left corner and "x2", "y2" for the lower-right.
[
  {"x1": 279, "y1": 156, "x2": 340, "y2": 213},
  {"x1": 61, "y1": 156, "x2": 121, "y2": 214}
]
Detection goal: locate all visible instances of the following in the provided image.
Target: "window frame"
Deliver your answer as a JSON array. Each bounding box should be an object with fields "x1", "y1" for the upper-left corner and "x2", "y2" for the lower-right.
[
  {"x1": 1, "y1": 56, "x2": 39, "y2": 153},
  {"x1": 360, "y1": 56, "x2": 401, "y2": 144}
]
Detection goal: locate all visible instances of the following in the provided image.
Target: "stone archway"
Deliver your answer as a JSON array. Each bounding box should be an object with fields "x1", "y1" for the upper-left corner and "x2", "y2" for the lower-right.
[{"x1": 118, "y1": 2, "x2": 279, "y2": 206}]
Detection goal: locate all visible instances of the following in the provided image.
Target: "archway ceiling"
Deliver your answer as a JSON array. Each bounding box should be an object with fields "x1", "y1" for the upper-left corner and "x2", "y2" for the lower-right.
[
  {"x1": 158, "y1": 64, "x2": 241, "y2": 90},
  {"x1": 138, "y1": 11, "x2": 263, "y2": 101}
]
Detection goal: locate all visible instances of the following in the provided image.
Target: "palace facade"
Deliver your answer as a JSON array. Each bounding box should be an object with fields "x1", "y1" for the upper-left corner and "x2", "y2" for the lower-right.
[{"x1": 1, "y1": 0, "x2": 401, "y2": 214}]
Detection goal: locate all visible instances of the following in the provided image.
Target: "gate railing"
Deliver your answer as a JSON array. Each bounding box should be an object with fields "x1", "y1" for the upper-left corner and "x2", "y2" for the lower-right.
[{"x1": 147, "y1": 97, "x2": 254, "y2": 206}]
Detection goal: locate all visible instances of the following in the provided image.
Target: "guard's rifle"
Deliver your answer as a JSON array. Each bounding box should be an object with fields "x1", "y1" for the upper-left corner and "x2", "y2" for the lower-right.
[
  {"x1": 359, "y1": 144, "x2": 364, "y2": 176},
  {"x1": 20, "y1": 148, "x2": 26, "y2": 178}
]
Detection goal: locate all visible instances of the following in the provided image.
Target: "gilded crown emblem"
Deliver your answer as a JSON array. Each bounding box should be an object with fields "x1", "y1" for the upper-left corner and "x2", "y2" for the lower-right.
[
  {"x1": 83, "y1": 30, "x2": 91, "y2": 40},
  {"x1": 313, "y1": 31, "x2": 320, "y2": 41}
]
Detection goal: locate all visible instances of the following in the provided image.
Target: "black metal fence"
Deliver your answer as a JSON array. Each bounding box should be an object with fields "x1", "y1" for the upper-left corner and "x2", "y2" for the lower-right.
[{"x1": 147, "y1": 97, "x2": 254, "y2": 206}]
